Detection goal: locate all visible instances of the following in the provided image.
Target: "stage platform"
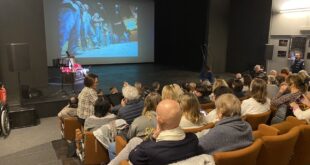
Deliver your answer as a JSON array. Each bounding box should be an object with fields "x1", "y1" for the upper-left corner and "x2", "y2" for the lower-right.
[{"x1": 17, "y1": 63, "x2": 233, "y2": 119}]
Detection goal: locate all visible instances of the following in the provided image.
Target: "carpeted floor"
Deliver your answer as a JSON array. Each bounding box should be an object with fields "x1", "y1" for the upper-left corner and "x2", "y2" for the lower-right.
[{"x1": 51, "y1": 139, "x2": 81, "y2": 165}]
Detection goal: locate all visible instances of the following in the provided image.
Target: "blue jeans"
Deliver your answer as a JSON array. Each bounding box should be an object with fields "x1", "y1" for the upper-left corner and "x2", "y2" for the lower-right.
[{"x1": 108, "y1": 142, "x2": 116, "y2": 160}]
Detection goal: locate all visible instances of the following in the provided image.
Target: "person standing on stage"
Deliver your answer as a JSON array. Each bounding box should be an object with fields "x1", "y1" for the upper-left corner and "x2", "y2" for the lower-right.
[
  {"x1": 77, "y1": 73, "x2": 99, "y2": 125},
  {"x1": 291, "y1": 51, "x2": 305, "y2": 73}
]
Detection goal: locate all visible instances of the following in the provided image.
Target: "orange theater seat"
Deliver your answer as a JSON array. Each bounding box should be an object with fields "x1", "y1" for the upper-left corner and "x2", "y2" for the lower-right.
[
  {"x1": 244, "y1": 110, "x2": 271, "y2": 130},
  {"x1": 289, "y1": 125, "x2": 310, "y2": 165},
  {"x1": 62, "y1": 116, "x2": 81, "y2": 141}
]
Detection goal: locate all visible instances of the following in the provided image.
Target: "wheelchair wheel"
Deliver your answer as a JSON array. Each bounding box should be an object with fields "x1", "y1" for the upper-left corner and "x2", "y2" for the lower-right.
[{"x1": 1, "y1": 109, "x2": 10, "y2": 136}]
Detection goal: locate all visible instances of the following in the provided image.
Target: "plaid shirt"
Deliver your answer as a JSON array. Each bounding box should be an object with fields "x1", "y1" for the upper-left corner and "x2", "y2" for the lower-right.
[{"x1": 77, "y1": 87, "x2": 98, "y2": 119}]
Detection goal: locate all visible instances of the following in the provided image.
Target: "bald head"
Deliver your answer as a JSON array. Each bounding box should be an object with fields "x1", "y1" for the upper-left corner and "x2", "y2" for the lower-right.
[{"x1": 156, "y1": 99, "x2": 182, "y2": 130}]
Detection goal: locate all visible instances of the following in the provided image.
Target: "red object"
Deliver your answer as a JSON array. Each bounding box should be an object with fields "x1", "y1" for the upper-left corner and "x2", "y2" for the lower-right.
[{"x1": 0, "y1": 87, "x2": 7, "y2": 105}]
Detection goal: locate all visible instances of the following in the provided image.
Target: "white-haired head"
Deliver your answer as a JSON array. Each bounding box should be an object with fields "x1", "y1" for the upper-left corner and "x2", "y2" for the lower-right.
[{"x1": 122, "y1": 85, "x2": 140, "y2": 101}]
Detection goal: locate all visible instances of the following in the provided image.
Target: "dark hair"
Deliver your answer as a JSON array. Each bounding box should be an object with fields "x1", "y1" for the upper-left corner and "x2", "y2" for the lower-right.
[
  {"x1": 152, "y1": 81, "x2": 160, "y2": 91},
  {"x1": 214, "y1": 86, "x2": 232, "y2": 99},
  {"x1": 94, "y1": 98, "x2": 111, "y2": 117},
  {"x1": 69, "y1": 96, "x2": 78, "y2": 108},
  {"x1": 84, "y1": 73, "x2": 98, "y2": 87},
  {"x1": 243, "y1": 74, "x2": 252, "y2": 87},
  {"x1": 232, "y1": 79, "x2": 243, "y2": 92},
  {"x1": 250, "y1": 78, "x2": 267, "y2": 104},
  {"x1": 226, "y1": 78, "x2": 234, "y2": 89},
  {"x1": 0, "y1": 81, "x2": 3, "y2": 87},
  {"x1": 276, "y1": 75, "x2": 285, "y2": 85},
  {"x1": 195, "y1": 85, "x2": 211, "y2": 97},
  {"x1": 280, "y1": 68, "x2": 289, "y2": 75}
]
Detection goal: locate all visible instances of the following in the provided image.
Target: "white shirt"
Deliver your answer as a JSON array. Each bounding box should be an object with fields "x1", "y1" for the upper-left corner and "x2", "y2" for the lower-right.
[
  {"x1": 241, "y1": 97, "x2": 270, "y2": 116},
  {"x1": 293, "y1": 108, "x2": 310, "y2": 124},
  {"x1": 205, "y1": 109, "x2": 218, "y2": 123}
]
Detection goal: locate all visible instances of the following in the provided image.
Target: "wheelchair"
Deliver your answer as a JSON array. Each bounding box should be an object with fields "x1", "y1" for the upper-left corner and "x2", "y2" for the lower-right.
[{"x1": 0, "y1": 104, "x2": 10, "y2": 136}]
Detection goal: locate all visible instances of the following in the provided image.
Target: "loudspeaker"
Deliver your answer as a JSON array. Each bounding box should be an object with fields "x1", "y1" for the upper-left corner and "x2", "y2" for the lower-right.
[
  {"x1": 7, "y1": 43, "x2": 30, "y2": 72},
  {"x1": 265, "y1": 44, "x2": 274, "y2": 60}
]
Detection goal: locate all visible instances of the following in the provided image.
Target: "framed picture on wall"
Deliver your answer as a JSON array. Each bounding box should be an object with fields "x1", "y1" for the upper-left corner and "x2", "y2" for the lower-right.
[
  {"x1": 279, "y1": 40, "x2": 288, "y2": 47},
  {"x1": 277, "y1": 51, "x2": 287, "y2": 57},
  {"x1": 307, "y1": 52, "x2": 310, "y2": 59}
]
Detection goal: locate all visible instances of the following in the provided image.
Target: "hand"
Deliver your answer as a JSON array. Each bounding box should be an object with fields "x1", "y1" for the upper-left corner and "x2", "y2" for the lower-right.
[
  {"x1": 279, "y1": 83, "x2": 288, "y2": 93},
  {"x1": 289, "y1": 102, "x2": 300, "y2": 111},
  {"x1": 121, "y1": 98, "x2": 127, "y2": 107}
]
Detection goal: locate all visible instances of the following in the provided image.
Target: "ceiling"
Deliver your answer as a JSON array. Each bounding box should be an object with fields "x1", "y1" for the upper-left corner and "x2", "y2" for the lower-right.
[{"x1": 272, "y1": 0, "x2": 310, "y2": 12}]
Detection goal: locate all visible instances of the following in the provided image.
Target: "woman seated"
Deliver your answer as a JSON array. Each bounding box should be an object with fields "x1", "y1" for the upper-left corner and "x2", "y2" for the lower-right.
[
  {"x1": 179, "y1": 93, "x2": 208, "y2": 128},
  {"x1": 194, "y1": 85, "x2": 212, "y2": 104},
  {"x1": 199, "y1": 94, "x2": 253, "y2": 154},
  {"x1": 84, "y1": 98, "x2": 117, "y2": 131},
  {"x1": 290, "y1": 94, "x2": 310, "y2": 124},
  {"x1": 161, "y1": 84, "x2": 184, "y2": 100},
  {"x1": 241, "y1": 78, "x2": 270, "y2": 116}
]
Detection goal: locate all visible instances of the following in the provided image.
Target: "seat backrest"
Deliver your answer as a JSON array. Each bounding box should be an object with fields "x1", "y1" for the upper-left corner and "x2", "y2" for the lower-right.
[
  {"x1": 63, "y1": 116, "x2": 81, "y2": 141},
  {"x1": 289, "y1": 125, "x2": 310, "y2": 165},
  {"x1": 244, "y1": 110, "x2": 271, "y2": 130},
  {"x1": 252, "y1": 124, "x2": 279, "y2": 140},
  {"x1": 115, "y1": 135, "x2": 128, "y2": 155},
  {"x1": 271, "y1": 116, "x2": 306, "y2": 134},
  {"x1": 83, "y1": 131, "x2": 110, "y2": 165},
  {"x1": 257, "y1": 126, "x2": 300, "y2": 165},
  {"x1": 213, "y1": 139, "x2": 263, "y2": 165},
  {"x1": 183, "y1": 123, "x2": 215, "y2": 133}
]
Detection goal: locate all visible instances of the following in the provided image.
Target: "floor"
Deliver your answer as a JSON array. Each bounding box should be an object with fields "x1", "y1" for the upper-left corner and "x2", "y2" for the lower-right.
[{"x1": 0, "y1": 117, "x2": 61, "y2": 157}]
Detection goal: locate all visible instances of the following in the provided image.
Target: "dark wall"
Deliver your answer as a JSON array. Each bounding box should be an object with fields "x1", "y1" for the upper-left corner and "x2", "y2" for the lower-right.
[
  {"x1": 226, "y1": 0, "x2": 272, "y2": 73},
  {"x1": 154, "y1": 0, "x2": 209, "y2": 71},
  {"x1": 0, "y1": 0, "x2": 48, "y2": 105}
]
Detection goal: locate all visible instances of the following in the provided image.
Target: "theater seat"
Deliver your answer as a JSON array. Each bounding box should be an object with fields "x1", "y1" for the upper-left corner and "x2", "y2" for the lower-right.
[
  {"x1": 115, "y1": 135, "x2": 128, "y2": 155},
  {"x1": 75, "y1": 129, "x2": 110, "y2": 165},
  {"x1": 213, "y1": 139, "x2": 263, "y2": 165},
  {"x1": 289, "y1": 125, "x2": 310, "y2": 165},
  {"x1": 271, "y1": 116, "x2": 306, "y2": 134},
  {"x1": 244, "y1": 110, "x2": 271, "y2": 130},
  {"x1": 252, "y1": 124, "x2": 279, "y2": 140},
  {"x1": 62, "y1": 116, "x2": 81, "y2": 141},
  {"x1": 257, "y1": 126, "x2": 300, "y2": 165},
  {"x1": 183, "y1": 123, "x2": 215, "y2": 133}
]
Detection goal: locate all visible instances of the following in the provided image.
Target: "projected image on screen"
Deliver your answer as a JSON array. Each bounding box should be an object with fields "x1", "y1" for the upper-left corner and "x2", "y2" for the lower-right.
[{"x1": 58, "y1": 0, "x2": 138, "y2": 58}]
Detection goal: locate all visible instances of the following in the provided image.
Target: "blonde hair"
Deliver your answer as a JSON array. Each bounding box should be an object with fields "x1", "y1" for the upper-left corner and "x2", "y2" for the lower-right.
[
  {"x1": 215, "y1": 94, "x2": 241, "y2": 117},
  {"x1": 162, "y1": 84, "x2": 184, "y2": 100},
  {"x1": 298, "y1": 70, "x2": 310, "y2": 82},
  {"x1": 212, "y1": 79, "x2": 228, "y2": 92},
  {"x1": 142, "y1": 92, "x2": 162, "y2": 116},
  {"x1": 179, "y1": 93, "x2": 204, "y2": 125}
]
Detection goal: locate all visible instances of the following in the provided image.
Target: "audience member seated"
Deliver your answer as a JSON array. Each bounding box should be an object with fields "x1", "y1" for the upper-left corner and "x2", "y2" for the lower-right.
[
  {"x1": 77, "y1": 73, "x2": 99, "y2": 125},
  {"x1": 269, "y1": 69, "x2": 277, "y2": 77},
  {"x1": 162, "y1": 84, "x2": 184, "y2": 100},
  {"x1": 252, "y1": 65, "x2": 266, "y2": 78},
  {"x1": 108, "y1": 92, "x2": 161, "y2": 165},
  {"x1": 108, "y1": 86, "x2": 123, "y2": 106},
  {"x1": 235, "y1": 73, "x2": 243, "y2": 82},
  {"x1": 179, "y1": 93, "x2": 208, "y2": 136},
  {"x1": 134, "y1": 81, "x2": 144, "y2": 97},
  {"x1": 97, "y1": 89, "x2": 110, "y2": 102},
  {"x1": 242, "y1": 74, "x2": 252, "y2": 93},
  {"x1": 212, "y1": 79, "x2": 228, "y2": 92},
  {"x1": 266, "y1": 75, "x2": 279, "y2": 99},
  {"x1": 194, "y1": 85, "x2": 212, "y2": 104},
  {"x1": 199, "y1": 94, "x2": 253, "y2": 154},
  {"x1": 280, "y1": 67, "x2": 290, "y2": 79},
  {"x1": 241, "y1": 78, "x2": 270, "y2": 116},
  {"x1": 111, "y1": 85, "x2": 144, "y2": 125},
  {"x1": 188, "y1": 82, "x2": 197, "y2": 93},
  {"x1": 205, "y1": 86, "x2": 232, "y2": 123},
  {"x1": 84, "y1": 98, "x2": 117, "y2": 131},
  {"x1": 127, "y1": 92, "x2": 161, "y2": 139},
  {"x1": 232, "y1": 79, "x2": 245, "y2": 98},
  {"x1": 129, "y1": 99, "x2": 201, "y2": 165},
  {"x1": 200, "y1": 64, "x2": 214, "y2": 84},
  {"x1": 151, "y1": 81, "x2": 161, "y2": 94},
  {"x1": 290, "y1": 94, "x2": 310, "y2": 124},
  {"x1": 275, "y1": 75, "x2": 285, "y2": 86},
  {"x1": 0, "y1": 81, "x2": 7, "y2": 106},
  {"x1": 58, "y1": 96, "x2": 79, "y2": 119},
  {"x1": 298, "y1": 70, "x2": 310, "y2": 87},
  {"x1": 271, "y1": 74, "x2": 307, "y2": 119}
]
